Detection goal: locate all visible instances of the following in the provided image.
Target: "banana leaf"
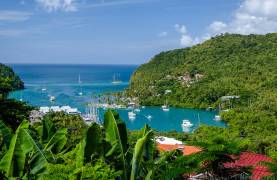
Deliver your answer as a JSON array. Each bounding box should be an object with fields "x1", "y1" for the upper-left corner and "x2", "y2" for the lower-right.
[
  {"x1": 76, "y1": 122, "x2": 103, "y2": 167},
  {"x1": 0, "y1": 120, "x2": 12, "y2": 149},
  {"x1": 130, "y1": 126, "x2": 153, "y2": 180},
  {"x1": 104, "y1": 110, "x2": 128, "y2": 180},
  {"x1": 0, "y1": 120, "x2": 47, "y2": 178},
  {"x1": 43, "y1": 128, "x2": 67, "y2": 154}
]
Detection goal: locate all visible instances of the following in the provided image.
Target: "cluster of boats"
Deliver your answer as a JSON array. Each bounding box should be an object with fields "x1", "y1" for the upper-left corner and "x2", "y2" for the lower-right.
[{"x1": 39, "y1": 106, "x2": 80, "y2": 115}]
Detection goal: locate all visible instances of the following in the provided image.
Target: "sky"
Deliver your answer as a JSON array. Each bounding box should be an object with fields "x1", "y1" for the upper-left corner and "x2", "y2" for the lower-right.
[{"x1": 0, "y1": 0, "x2": 277, "y2": 64}]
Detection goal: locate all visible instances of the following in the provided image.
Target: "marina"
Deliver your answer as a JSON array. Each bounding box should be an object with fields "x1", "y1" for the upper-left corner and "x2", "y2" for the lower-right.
[{"x1": 8, "y1": 64, "x2": 225, "y2": 132}]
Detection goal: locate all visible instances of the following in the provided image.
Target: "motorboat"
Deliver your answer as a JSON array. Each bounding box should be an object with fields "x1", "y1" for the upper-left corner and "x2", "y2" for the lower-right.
[
  {"x1": 128, "y1": 111, "x2": 136, "y2": 120},
  {"x1": 181, "y1": 120, "x2": 193, "y2": 128},
  {"x1": 49, "y1": 96, "x2": 55, "y2": 101},
  {"x1": 146, "y1": 115, "x2": 152, "y2": 120},
  {"x1": 214, "y1": 115, "x2": 222, "y2": 121},
  {"x1": 162, "y1": 105, "x2": 169, "y2": 111}
]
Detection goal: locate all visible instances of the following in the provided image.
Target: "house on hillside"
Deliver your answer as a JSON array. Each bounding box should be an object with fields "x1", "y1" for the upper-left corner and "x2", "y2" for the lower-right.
[{"x1": 155, "y1": 136, "x2": 202, "y2": 156}]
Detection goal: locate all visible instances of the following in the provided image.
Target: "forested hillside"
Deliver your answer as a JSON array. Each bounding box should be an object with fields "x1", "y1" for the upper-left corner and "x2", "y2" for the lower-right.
[
  {"x1": 127, "y1": 33, "x2": 277, "y2": 154},
  {"x1": 0, "y1": 63, "x2": 24, "y2": 98}
]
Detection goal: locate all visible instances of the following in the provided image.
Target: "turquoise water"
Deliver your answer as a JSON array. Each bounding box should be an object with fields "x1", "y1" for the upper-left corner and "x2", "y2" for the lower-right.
[{"x1": 8, "y1": 64, "x2": 225, "y2": 132}]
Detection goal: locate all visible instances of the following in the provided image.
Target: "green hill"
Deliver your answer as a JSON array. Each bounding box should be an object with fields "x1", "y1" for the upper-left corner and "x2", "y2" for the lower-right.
[
  {"x1": 126, "y1": 33, "x2": 277, "y2": 154},
  {"x1": 0, "y1": 63, "x2": 24, "y2": 98}
]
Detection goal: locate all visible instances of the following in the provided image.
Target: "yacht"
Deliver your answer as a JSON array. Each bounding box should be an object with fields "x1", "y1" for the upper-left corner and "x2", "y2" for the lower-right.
[
  {"x1": 128, "y1": 111, "x2": 136, "y2": 120},
  {"x1": 162, "y1": 104, "x2": 169, "y2": 111},
  {"x1": 162, "y1": 100, "x2": 170, "y2": 111},
  {"x1": 49, "y1": 96, "x2": 55, "y2": 102},
  {"x1": 134, "y1": 108, "x2": 140, "y2": 112},
  {"x1": 112, "y1": 73, "x2": 122, "y2": 84},
  {"x1": 214, "y1": 115, "x2": 222, "y2": 121},
  {"x1": 78, "y1": 74, "x2": 83, "y2": 96},
  {"x1": 181, "y1": 120, "x2": 193, "y2": 128}
]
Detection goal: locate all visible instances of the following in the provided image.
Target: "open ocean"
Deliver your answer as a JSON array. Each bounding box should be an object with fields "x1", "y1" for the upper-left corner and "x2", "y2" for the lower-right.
[{"x1": 8, "y1": 64, "x2": 225, "y2": 132}]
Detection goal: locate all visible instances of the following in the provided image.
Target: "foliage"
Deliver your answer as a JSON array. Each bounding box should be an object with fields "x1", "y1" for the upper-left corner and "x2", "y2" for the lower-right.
[
  {"x1": 42, "y1": 112, "x2": 87, "y2": 150},
  {"x1": 0, "y1": 99, "x2": 33, "y2": 131},
  {"x1": 0, "y1": 63, "x2": 24, "y2": 99},
  {"x1": 44, "y1": 160, "x2": 121, "y2": 180},
  {"x1": 104, "y1": 110, "x2": 129, "y2": 180},
  {"x1": 127, "y1": 33, "x2": 277, "y2": 154},
  {"x1": 0, "y1": 120, "x2": 47, "y2": 179}
]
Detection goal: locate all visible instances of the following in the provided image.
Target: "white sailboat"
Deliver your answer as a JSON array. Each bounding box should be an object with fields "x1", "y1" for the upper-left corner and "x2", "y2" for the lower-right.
[
  {"x1": 112, "y1": 73, "x2": 122, "y2": 84},
  {"x1": 83, "y1": 102, "x2": 100, "y2": 124},
  {"x1": 128, "y1": 111, "x2": 136, "y2": 120},
  {"x1": 78, "y1": 74, "x2": 83, "y2": 96},
  {"x1": 162, "y1": 100, "x2": 169, "y2": 111}
]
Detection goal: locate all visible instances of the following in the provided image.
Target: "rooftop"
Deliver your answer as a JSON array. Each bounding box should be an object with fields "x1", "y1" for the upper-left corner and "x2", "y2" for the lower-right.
[{"x1": 224, "y1": 152, "x2": 272, "y2": 180}]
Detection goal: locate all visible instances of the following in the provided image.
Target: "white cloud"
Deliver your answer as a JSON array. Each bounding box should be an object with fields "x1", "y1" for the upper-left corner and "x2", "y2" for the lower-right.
[
  {"x1": 209, "y1": 21, "x2": 227, "y2": 34},
  {"x1": 157, "y1": 31, "x2": 168, "y2": 37},
  {"x1": 36, "y1": 0, "x2": 77, "y2": 12},
  {"x1": 175, "y1": 0, "x2": 277, "y2": 47},
  {"x1": 209, "y1": 0, "x2": 277, "y2": 35},
  {"x1": 0, "y1": 11, "x2": 32, "y2": 21},
  {"x1": 174, "y1": 24, "x2": 187, "y2": 34},
  {"x1": 174, "y1": 24, "x2": 198, "y2": 47}
]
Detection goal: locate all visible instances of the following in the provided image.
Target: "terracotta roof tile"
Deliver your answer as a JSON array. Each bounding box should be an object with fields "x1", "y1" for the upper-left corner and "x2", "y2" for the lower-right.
[{"x1": 156, "y1": 143, "x2": 201, "y2": 156}]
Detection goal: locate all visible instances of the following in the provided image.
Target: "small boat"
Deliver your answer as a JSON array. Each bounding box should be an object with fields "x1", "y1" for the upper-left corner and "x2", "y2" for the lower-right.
[
  {"x1": 134, "y1": 108, "x2": 140, "y2": 112},
  {"x1": 181, "y1": 120, "x2": 193, "y2": 128},
  {"x1": 141, "y1": 106, "x2": 145, "y2": 109},
  {"x1": 112, "y1": 73, "x2": 122, "y2": 84},
  {"x1": 214, "y1": 115, "x2": 222, "y2": 121},
  {"x1": 41, "y1": 88, "x2": 47, "y2": 92},
  {"x1": 128, "y1": 111, "x2": 136, "y2": 120},
  {"x1": 49, "y1": 96, "x2": 55, "y2": 102},
  {"x1": 162, "y1": 100, "x2": 170, "y2": 111},
  {"x1": 162, "y1": 105, "x2": 169, "y2": 111},
  {"x1": 146, "y1": 115, "x2": 152, "y2": 120},
  {"x1": 78, "y1": 74, "x2": 83, "y2": 96}
]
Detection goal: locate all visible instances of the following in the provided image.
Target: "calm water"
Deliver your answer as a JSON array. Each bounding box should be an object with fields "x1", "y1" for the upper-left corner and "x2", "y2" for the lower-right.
[{"x1": 8, "y1": 64, "x2": 225, "y2": 132}]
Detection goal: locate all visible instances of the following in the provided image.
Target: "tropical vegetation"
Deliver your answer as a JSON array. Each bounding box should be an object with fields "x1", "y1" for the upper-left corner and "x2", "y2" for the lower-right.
[{"x1": 126, "y1": 33, "x2": 277, "y2": 155}]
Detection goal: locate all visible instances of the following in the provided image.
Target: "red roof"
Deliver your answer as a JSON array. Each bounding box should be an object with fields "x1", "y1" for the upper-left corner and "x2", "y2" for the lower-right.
[
  {"x1": 224, "y1": 152, "x2": 272, "y2": 180},
  {"x1": 156, "y1": 143, "x2": 202, "y2": 156}
]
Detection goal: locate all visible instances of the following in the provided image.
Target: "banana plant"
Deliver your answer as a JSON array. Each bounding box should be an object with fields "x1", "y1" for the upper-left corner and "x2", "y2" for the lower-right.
[
  {"x1": 0, "y1": 120, "x2": 47, "y2": 179},
  {"x1": 37, "y1": 117, "x2": 68, "y2": 154},
  {"x1": 104, "y1": 110, "x2": 128, "y2": 180},
  {"x1": 130, "y1": 125, "x2": 154, "y2": 180},
  {"x1": 76, "y1": 122, "x2": 103, "y2": 168},
  {"x1": 0, "y1": 120, "x2": 12, "y2": 149}
]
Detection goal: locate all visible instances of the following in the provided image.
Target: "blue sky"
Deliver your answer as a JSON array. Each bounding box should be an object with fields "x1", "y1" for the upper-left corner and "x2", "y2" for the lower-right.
[{"x1": 0, "y1": 0, "x2": 277, "y2": 64}]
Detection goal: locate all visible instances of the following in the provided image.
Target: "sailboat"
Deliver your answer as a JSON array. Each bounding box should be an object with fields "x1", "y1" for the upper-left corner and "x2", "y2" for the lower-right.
[
  {"x1": 112, "y1": 73, "x2": 122, "y2": 84},
  {"x1": 78, "y1": 74, "x2": 83, "y2": 96},
  {"x1": 162, "y1": 100, "x2": 170, "y2": 111},
  {"x1": 83, "y1": 102, "x2": 100, "y2": 124}
]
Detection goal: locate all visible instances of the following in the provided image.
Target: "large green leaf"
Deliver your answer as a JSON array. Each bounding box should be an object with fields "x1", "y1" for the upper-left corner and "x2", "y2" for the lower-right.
[
  {"x1": 130, "y1": 125, "x2": 153, "y2": 180},
  {"x1": 0, "y1": 120, "x2": 29, "y2": 177},
  {"x1": 0, "y1": 120, "x2": 12, "y2": 149},
  {"x1": 41, "y1": 116, "x2": 55, "y2": 143},
  {"x1": 43, "y1": 128, "x2": 67, "y2": 154},
  {"x1": 104, "y1": 110, "x2": 128, "y2": 180},
  {"x1": 0, "y1": 120, "x2": 48, "y2": 178},
  {"x1": 20, "y1": 128, "x2": 48, "y2": 176},
  {"x1": 76, "y1": 123, "x2": 103, "y2": 167}
]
